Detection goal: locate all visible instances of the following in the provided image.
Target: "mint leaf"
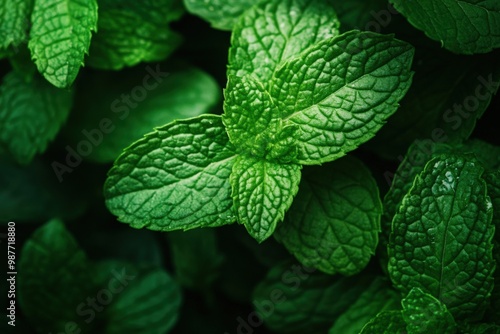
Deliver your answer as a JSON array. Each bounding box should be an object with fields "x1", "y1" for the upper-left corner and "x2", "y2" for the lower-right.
[
  {"x1": 87, "y1": 0, "x2": 183, "y2": 70},
  {"x1": 18, "y1": 219, "x2": 95, "y2": 334},
  {"x1": 359, "y1": 311, "x2": 406, "y2": 334},
  {"x1": 0, "y1": 159, "x2": 86, "y2": 222},
  {"x1": 103, "y1": 266, "x2": 182, "y2": 334},
  {"x1": 252, "y1": 261, "x2": 370, "y2": 334},
  {"x1": 223, "y1": 75, "x2": 298, "y2": 162},
  {"x1": 270, "y1": 30, "x2": 414, "y2": 164},
  {"x1": 329, "y1": 277, "x2": 400, "y2": 334},
  {"x1": 183, "y1": 0, "x2": 254, "y2": 30},
  {"x1": 29, "y1": 0, "x2": 97, "y2": 88},
  {"x1": 104, "y1": 115, "x2": 237, "y2": 232},
  {"x1": 402, "y1": 287, "x2": 457, "y2": 334},
  {"x1": 390, "y1": 0, "x2": 500, "y2": 54},
  {"x1": 167, "y1": 229, "x2": 224, "y2": 291},
  {"x1": 65, "y1": 65, "x2": 220, "y2": 163},
  {"x1": 274, "y1": 156, "x2": 381, "y2": 275},
  {"x1": 231, "y1": 156, "x2": 301, "y2": 243},
  {"x1": 388, "y1": 154, "x2": 495, "y2": 320},
  {"x1": 0, "y1": 0, "x2": 32, "y2": 50},
  {"x1": 228, "y1": 0, "x2": 340, "y2": 86},
  {"x1": 0, "y1": 70, "x2": 73, "y2": 164}
]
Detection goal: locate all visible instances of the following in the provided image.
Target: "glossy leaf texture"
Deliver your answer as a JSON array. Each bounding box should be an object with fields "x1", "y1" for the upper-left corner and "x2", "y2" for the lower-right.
[
  {"x1": 230, "y1": 156, "x2": 301, "y2": 242},
  {"x1": 104, "y1": 115, "x2": 238, "y2": 232},
  {"x1": 388, "y1": 154, "x2": 495, "y2": 321},
  {"x1": 270, "y1": 30, "x2": 414, "y2": 164}
]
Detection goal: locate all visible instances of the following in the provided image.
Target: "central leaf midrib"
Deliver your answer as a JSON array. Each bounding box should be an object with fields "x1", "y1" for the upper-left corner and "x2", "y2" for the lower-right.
[{"x1": 436, "y1": 169, "x2": 459, "y2": 302}]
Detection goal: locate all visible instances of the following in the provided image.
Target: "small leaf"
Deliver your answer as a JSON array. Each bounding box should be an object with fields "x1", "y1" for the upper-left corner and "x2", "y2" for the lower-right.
[
  {"x1": 402, "y1": 287, "x2": 457, "y2": 334},
  {"x1": 0, "y1": 0, "x2": 33, "y2": 50},
  {"x1": 87, "y1": 0, "x2": 183, "y2": 70},
  {"x1": 0, "y1": 70, "x2": 73, "y2": 164},
  {"x1": 388, "y1": 154, "x2": 495, "y2": 320},
  {"x1": 270, "y1": 30, "x2": 414, "y2": 164},
  {"x1": 275, "y1": 156, "x2": 382, "y2": 275},
  {"x1": 18, "y1": 220, "x2": 95, "y2": 334},
  {"x1": 359, "y1": 311, "x2": 406, "y2": 334},
  {"x1": 252, "y1": 261, "x2": 371, "y2": 334},
  {"x1": 228, "y1": 0, "x2": 340, "y2": 86},
  {"x1": 183, "y1": 0, "x2": 254, "y2": 30},
  {"x1": 104, "y1": 115, "x2": 238, "y2": 232},
  {"x1": 390, "y1": 0, "x2": 500, "y2": 54},
  {"x1": 230, "y1": 155, "x2": 301, "y2": 242},
  {"x1": 329, "y1": 277, "x2": 400, "y2": 334},
  {"x1": 29, "y1": 0, "x2": 98, "y2": 88}
]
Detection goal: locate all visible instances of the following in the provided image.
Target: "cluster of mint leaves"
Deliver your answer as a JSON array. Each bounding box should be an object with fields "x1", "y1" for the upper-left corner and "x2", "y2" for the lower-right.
[
  {"x1": 104, "y1": 0, "x2": 414, "y2": 243},
  {"x1": 2, "y1": 0, "x2": 500, "y2": 333}
]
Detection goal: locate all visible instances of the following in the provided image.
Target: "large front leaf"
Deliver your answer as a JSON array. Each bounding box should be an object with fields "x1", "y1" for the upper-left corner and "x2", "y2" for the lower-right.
[{"x1": 104, "y1": 115, "x2": 237, "y2": 231}]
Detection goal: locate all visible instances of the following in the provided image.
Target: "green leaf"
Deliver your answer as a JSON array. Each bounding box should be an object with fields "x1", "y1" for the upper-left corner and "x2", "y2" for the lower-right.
[
  {"x1": 183, "y1": 0, "x2": 254, "y2": 30},
  {"x1": 223, "y1": 75, "x2": 298, "y2": 162},
  {"x1": 390, "y1": 0, "x2": 500, "y2": 54},
  {"x1": 230, "y1": 156, "x2": 301, "y2": 242},
  {"x1": 0, "y1": 159, "x2": 86, "y2": 222},
  {"x1": 0, "y1": 70, "x2": 73, "y2": 164},
  {"x1": 329, "y1": 277, "x2": 400, "y2": 334},
  {"x1": 65, "y1": 65, "x2": 220, "y2": 163},
  {"x1": 103, "y1": 266, "x2": 182, "y2": 334},
  {"x1": 18, "y1": 219, "x2": 95, "y2": 334},
  {"x1": 228, "y1": 0, "x2": 340, "y2": 86},
  {"x1": 388, "y1": 154, "x2": 495, "y2": 320},
  {"x1": 252, "y1": 261, "x2": 371, "y2": 334},
  {"x1": 270, "y1": 30, "x2": 414, "y2": 164},
  {"x1": 402, "y1": 287, "x2": 457, "y2": 334},
  {"x1": 29, "y1": 0, "x2": 98, "y2": 88},
  {"x1": 368, "y1": 54, "x2": 500, "y2": 159},
  {"x1": 359, "y1": 311, "x2": 406, "y2": 334},
  {"x1": 0, "y1": 0, "x2": 33, "y2": 50},
  {"x1": 274, "y1": 156, "x2": 381, "y2": 275},
  {"x1": 167, "y1": 228, "x2": 224, "y2": 291},
  {"x1": 104, "y1": 115, "x2": 237, "y2": 232},
  {"x1": 87, "y1": 0, "x2": 183, "y2": 70}
]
